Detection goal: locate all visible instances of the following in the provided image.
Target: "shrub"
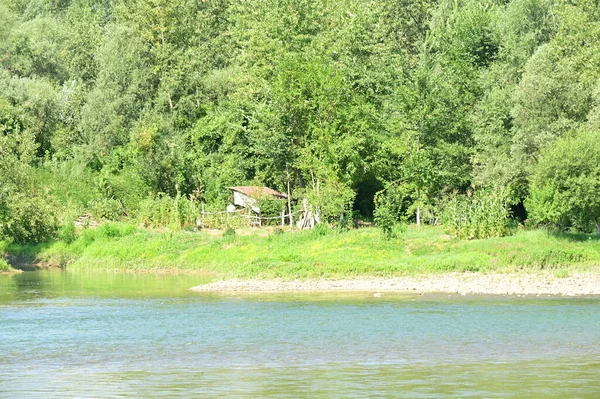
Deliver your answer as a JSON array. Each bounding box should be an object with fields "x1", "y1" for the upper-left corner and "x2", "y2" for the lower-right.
[
  {"x1": 527, "y1": 129, "x2": 600, "y2": 234},
  {"x1": 374, "y1": 187, "x2": 408, "y2": 239},
  {"x1": 0, "y1": 258, "x2": 11, "y2": 272},
  {"x1": 296, "y1": 178, "x2": 355, "y2": 226},
  {"x1": 0, "y1": 191, "x2": 59, "y2": 243},
  {"x1": 256, "y1": 197, "x2": 286, "y2": 219},
  {"x1": 58, "y1": 221, "x2": 77, "y2": 244},
  {"x1": 79, "y1": 228, "x2": 98, "y2": 246},
  {"x1": 222, "y1": 228, "x2": 236, "y2": 244},
  {"x1": 87, "y1": 197, "x2": 126, "y2": 221}
]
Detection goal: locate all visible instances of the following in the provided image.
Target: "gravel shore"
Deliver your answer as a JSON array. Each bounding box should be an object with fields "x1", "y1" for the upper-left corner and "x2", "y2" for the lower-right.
[{"x1": 191, "y1": 272, "x2": 600, "y2": 296}]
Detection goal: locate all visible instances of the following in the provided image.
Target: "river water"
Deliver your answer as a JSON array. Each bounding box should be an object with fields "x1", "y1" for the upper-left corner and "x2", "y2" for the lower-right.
[{"x1": 1, "y1": 271, "x2": 599, "y2": 398}]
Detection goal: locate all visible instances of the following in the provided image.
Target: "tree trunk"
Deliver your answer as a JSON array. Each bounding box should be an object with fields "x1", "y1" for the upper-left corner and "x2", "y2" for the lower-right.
[{"x1": 594, "y1": 216, "x2": 600, "y2": 235}]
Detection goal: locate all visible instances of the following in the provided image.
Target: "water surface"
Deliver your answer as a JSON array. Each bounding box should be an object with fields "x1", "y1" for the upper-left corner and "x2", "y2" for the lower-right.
[{"x1": 1, "y1": 271, "x2": 599, "y2": 398}]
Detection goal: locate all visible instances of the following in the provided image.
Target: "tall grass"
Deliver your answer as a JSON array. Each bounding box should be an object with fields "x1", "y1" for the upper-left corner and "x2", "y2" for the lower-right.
[
  {"x1": 444, "y1": 190, "x2": 513, "y2": 240},
  {"x1": 137, "y1": 194, "x2": 200, "y2": 228}
]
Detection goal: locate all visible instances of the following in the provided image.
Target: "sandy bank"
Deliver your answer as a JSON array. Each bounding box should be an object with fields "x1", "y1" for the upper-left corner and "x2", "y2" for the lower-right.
[{"x1": 191, "y1": 272, "x2": 600, "y2": 296}]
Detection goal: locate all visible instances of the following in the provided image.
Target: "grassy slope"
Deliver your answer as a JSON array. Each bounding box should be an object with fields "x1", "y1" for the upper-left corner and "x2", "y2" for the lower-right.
[{"x1": 5, "y1": 224, "x2": 600, "y2": 278}]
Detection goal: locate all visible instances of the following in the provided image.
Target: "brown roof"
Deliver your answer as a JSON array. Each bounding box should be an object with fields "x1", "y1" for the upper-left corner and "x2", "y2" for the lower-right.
[{"x1": 228, "y1": 186, "x2": 287, "y2": 199}]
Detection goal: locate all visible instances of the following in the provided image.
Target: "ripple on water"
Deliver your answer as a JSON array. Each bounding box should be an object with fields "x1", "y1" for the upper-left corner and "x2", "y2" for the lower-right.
[{"x1": 1, "y1": 272, "x2": 600, "y2": 398}]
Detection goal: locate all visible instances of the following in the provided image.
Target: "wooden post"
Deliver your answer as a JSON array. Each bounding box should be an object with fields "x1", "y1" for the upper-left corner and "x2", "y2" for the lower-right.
[
  {"x1": 286, "y1": 165, "x2": 293, "y2": 228},
  {"x1": 201, "y1": 203, "x2": 205, "y2": 228},
  {"x1": 281, "y1": 209, "x2": 285, "y2": 226}
]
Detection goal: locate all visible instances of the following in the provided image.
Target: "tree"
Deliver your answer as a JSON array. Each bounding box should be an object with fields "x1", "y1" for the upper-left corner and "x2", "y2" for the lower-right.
[
  {"x1": 527, "y1": 129, "x2": 600, "y2": 234},
  {"x1": 77, "y1": 23, "x2": 151, "y2": 158},
  {"x1": 471, "y1": 0, "x2": 556, "y2": 202},
  {"x1": 510, "y1": 1, "x2": 600, "y2": 184}
]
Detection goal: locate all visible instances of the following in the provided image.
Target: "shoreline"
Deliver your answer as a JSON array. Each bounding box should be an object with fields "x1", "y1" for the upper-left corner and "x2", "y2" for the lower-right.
[{"x1": 190, "y1": 272, "x2": 600, "y2": 296}]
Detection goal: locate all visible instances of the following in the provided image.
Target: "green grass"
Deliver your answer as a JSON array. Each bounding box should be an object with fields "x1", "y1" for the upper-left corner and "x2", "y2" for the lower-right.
[{"x1": 5, "y1": 224, "x2": 600, "y2": 279}]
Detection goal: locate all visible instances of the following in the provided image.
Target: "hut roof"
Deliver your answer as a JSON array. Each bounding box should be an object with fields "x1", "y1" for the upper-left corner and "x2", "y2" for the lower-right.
[{"x1": 227, "y1": 186, "x2": 287, "y2": 199}]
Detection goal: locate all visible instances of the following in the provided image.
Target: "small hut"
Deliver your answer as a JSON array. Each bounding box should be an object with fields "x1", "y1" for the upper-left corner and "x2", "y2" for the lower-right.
[{"x1": 227, "y1": 186, "x2": 287, "y2": 214}]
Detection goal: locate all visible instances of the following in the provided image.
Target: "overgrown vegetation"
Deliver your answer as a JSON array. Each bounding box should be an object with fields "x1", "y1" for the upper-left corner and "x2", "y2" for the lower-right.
[
  {"x1": 1, "y1": 0, "x2": 600, "y2": 245},
  {"x1": 0, "y1": 258, "x2": 12, "y2": 272},
  {"x1": 374, "y1": 186, "x2": 408, "y2": 239},
  {"x1": 527, "y1": 130, "x2": 600, "y2": 234},
  {"x1": 444, "y1": 190, "x2": 512, "y2": 240}
]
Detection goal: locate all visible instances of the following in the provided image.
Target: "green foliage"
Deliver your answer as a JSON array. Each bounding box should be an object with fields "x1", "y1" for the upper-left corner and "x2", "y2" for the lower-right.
[
  {"x1": 255, "y1": 197, "x2": 285, "y2": 218},
  {"x1": 97, "y1": 223, "x2": 137, "y2": 239},
  {"x1": 374, "y1": 185, "x2": 409, "y2": 238},
  {"x1": 507, "y1": 247, "x2": 593, "y2": 269},
  {"x1": 0, "y1": 190, "x2": 59, "y2": 243},
  {"x1": 527, "y1": 130, "x2": 600, "y2": 234},
  {"x1": 137, "y1": 194, "x2": 200, "y2": 229},
  {"x1": 87, "y1": 198, "x2": 126, "y2": 221},
  {"x1": 0, "y1": 0, "x2": 599, "y2": 244},
  {"x1": 391, "y1": 222, "x2": 408, "y2": 238},
  {"x1": 297, "y1": 178, "x2": 356, "y2": 226},
  {"x1": 222, "y1": 227, "x2": 236, "y2": 243},
  {"x1": 311, "y1": 223, "x2": 330, "y2": 238},
  {"x1": 444, "y1": 189, "x2": 513, "y2": 240},
  {"x1": 58, "y1": 221, "x2": 76, "y2": 244},
  {"x1": 72, "y1": 223, "x2": 137, "y2": 249},
  {"x1": 8, "y1": 225, "x2": 600, "y2": 277},
  {"x1": 0, "y1": 257, "x2": 11, "y2": 272}
]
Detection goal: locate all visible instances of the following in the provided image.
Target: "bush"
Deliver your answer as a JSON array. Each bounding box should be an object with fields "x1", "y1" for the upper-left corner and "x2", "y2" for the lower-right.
[
  {"x1": 0, "y1": 191, "x2": 59, "y2": 243},
  {"x1": 296, "y1": 178, "x2": 355, "y2": 226},
  {"x1": 79, "y1": 228, "x2": 98, "y2": 246},
  {"x1": 0, "y1": 258, "x2": 11, "y2": 272},
  {"x1": 374, "y1": 187, "x2": 408, "y2": 239},
  {"x1": 527, "y1": 129, "x2": 600, "y2": 234},
  {"x1": 87, "y1": 197, "x2": 126, "y2": 221},
  {"x1": 222, "y1": 227, "x2": 236, "y2": 243},
  {"x1": 256, "y1": 197, "x2": 286, "y2": 220},
  {"x1": 58, "y1": 221, "x2": 77, "y2": 244}
]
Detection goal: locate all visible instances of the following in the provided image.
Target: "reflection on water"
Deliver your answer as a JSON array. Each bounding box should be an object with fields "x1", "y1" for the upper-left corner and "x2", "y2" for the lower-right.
[
  {"x1": 0, "y1": 269, "x2": 212, "y2": 301},
  {"x1": 1, "y1": 271, "x2": 600, "y2": 398}
]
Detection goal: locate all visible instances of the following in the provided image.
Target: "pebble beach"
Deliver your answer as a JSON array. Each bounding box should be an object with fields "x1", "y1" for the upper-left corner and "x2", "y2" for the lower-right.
[{"x1": 191, "y1": 272, "x2": 600, "y2": 296}]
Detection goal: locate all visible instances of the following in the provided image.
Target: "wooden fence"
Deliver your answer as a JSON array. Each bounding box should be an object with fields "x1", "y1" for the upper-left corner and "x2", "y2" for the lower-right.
[{"x1": 197, "y1": 205, "x2": 294, "y2": 228}]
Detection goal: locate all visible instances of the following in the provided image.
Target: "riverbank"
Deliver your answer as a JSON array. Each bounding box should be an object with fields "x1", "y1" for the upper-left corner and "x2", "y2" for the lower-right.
[
  {"x1": 191, "y1": 272, "x2": 600, "y2": 296},
  {"x1": 3, "y1": 224, "x2": 600, "y2": 280},
  {"x1": 0, "y1": 258, "x2": 21, "y2": 275}
]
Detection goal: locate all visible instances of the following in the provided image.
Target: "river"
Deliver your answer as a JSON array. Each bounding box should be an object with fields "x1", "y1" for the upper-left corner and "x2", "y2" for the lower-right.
[{"x1": 1, "y1": 270, "x2": 599, "y2": 398}]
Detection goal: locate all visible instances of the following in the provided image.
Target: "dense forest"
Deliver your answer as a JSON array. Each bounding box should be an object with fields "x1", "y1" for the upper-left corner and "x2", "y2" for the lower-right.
[{"x1": 1, "y1": 0, "x2": 600, "y2": 243}]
